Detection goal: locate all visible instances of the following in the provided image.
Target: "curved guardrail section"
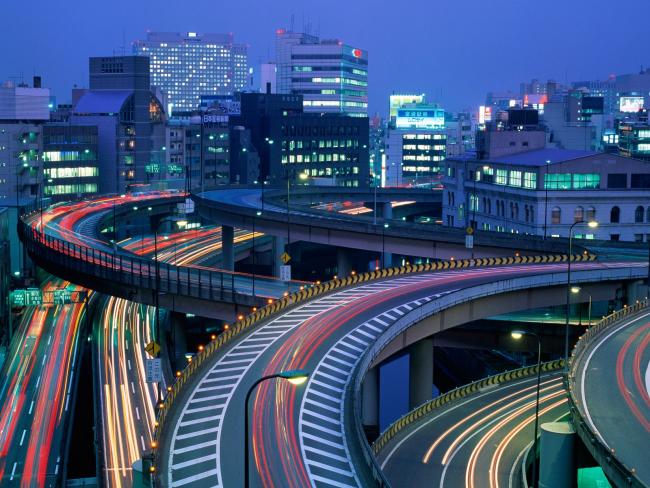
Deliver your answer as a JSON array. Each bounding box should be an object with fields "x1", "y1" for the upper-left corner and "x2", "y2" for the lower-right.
[
  {"x1": 567, "y1": 299, "x2": 649, "y2": 488},
  {"x1": 150, "y1": 252, "x2": 596, "y2": 476},
  {"x1": 371, "y1": 359, "x2": 565, "y2": 456}
]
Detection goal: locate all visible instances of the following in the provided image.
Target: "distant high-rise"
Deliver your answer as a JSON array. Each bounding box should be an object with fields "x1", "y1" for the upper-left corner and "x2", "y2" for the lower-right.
[
  {"x1": 134, "y1": 31, "x2": 248, "y2": 111},
  {"x1": 274, "y1": 30, "x2": 368, "y2": 116},
  {"x1": 72, "y1": 56, "x2": 166, "y2": 193}
]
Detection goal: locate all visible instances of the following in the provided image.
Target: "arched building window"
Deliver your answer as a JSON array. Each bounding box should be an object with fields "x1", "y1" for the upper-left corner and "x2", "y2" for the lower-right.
[
  {"x1": 610, "y1": 206, "x2": 620, "y2": 224},
  {"x1": 635, "y1": 205, "x2": 644, "y2": 223},
  {"x1": 574, "y1": 206, "x2": 584, "y2": 223},
  {"x1": 551, "y1": 207, "x2": 561, "y2": 224}
]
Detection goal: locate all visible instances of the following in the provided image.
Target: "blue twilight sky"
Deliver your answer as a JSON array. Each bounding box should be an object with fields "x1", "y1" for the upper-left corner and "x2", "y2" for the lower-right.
[{"x1": 1, "y1": 0, "x2": 647, "y2": 114}]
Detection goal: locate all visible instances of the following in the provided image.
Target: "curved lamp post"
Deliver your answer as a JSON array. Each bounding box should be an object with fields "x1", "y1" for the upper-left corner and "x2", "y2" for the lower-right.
[
  {"x1": 511, "y1": 330, "x2": 541, "y2": 488},
  {"x1": 244, "y1": 369, "x2": 309, "y2": 488},
  {"x1": 564, "y1": 220, "x2": 597, "y2": 366}
]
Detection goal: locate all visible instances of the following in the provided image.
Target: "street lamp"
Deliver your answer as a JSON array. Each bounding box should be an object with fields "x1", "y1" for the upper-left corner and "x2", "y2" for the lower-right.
[
  {"x1": 511, "y1": 330, "x2": 542, "y2": 488},
  {"x1": 571, "y1": 286, "x2": 592, "y2": 327},
  {"x1": 253, "y1": 210, "x2": 262, "y2": 297},
  {"x1": 564, "y1": 220, "x2": 598, "y2": 366},
  {"x1": 244, "y1": 370, "x2": 309, "y2": 488},
  {"x1": 382, "y1": 223, "x2": 389, "y2": 268}
]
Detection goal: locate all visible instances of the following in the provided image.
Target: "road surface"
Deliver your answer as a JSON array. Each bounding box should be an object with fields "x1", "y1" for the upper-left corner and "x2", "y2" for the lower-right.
[{"x1": 573, "y1": 310, "x2": 650, "y2": 485}]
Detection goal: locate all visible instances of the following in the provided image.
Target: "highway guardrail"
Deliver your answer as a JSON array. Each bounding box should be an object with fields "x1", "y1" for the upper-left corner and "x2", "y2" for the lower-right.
[
  {"x1": 149, "y1": 252, "x2": 596, "y2": 476},
  {"x1": 567, "y1": 299, "x2": 649, "y2": 488},
  {"x1": 371, "y1": 359, "x2": 565, "y2": 456}
]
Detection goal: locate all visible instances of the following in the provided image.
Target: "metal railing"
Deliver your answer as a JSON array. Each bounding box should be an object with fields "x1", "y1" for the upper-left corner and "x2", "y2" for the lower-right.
[
  {"x1": 566, "y1": 299, "x2": 649, "y2": 488},
  {"x1": 149, "y1": 251, "x2": 600, "y2": 479},
  {"x1": 18, "y1": 216, "x2": 291, "y2": 305},
  {"x1": 372, "y1": 360, "x2": 565, "y2": 456}
]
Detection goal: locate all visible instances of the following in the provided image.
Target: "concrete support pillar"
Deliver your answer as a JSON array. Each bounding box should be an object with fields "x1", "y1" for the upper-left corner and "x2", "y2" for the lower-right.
[
  {"x1": 222, "y1": 225, "x2": 234, "y2": 271},
  {"x1": 169, "y1": 311, "x2": 187, "y2": 369},
  {"x1": 337, "y1": 248, "x2": 353, "y2": 278},
  {"x1": 539, "y1": 422, "x2": 576, "y2": 488},
  {"x1": 272, "y1": 236, "x2": 287, "y2": 278},
  {"x1": 382, "y1": 202, "x2": 393, "y2": 220},
  {"x1": 408, "y1": 337, "x2": 434, "y2": 409},
  {"x1": 625, "y1": 280, "x2": 644, "y2": 305},
  {"x1": 361, "y1": 366, "x2": 379, "y2": 430}
]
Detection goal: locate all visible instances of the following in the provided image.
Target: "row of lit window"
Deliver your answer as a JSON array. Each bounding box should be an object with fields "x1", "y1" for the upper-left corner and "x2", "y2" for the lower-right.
[
  {"x1": 402, "y1": 144, "x2": 445, "y2": 151},
  {"x1": 44, "y1": 183, "x2": 97, "y2": 195},
  {"x1": 283, "y1": 153, "x2": 355, "y2": 164},
  {"x1": 308, "y1": 77, "x2": 368, "y2": 87},
  {"x1": 403, "y1": 155, "x2": 444, "y2": 162},
  {"x1": 402, "y1": 134, "x2": 446, "y2": 140},
  {"x1": 286, "y1": 140, "x2": 358, "y2": 150},
  {"x1": 543, "y1": 173, "x2": 600, "y2": 190},
  {"x1": 402, "y1": 166, "x2": 441, "y2": 172},
  {"x1": 303, "y1": 166, "x2": 360, "y2": 176},
  {"x1": 44, "y1": 167, "x2": 98, "y2": 178},
  {"x1": 42, "y1": 151, "x2": 95, "y2": 162}
]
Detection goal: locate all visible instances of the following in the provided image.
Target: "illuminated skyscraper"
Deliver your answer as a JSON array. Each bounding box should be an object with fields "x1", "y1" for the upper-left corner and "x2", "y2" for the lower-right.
[
  {"x1": 274, "y1": 30, "x2": 368, "y2": 116},
  {"x1": 134, "y1": 32, "x2": 248, "y2": 112}
]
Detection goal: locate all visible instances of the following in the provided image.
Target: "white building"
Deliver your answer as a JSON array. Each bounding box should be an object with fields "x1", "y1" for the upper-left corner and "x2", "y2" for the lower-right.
[
  {"x1": 383, "y1": 97, "x2": 446, "y2": 187},
  {"x1": 134, "y1": 32, "x2": 248, "y2": 111},
  {"x1": 274, "y1": 30, "x2": 368, "y2": 116},
  {"x1": 443, "y1": 147, "x2": 650, "y2": 242}
]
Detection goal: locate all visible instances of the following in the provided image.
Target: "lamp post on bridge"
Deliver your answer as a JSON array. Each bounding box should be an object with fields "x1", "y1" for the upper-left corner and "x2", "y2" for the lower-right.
[
  {"x1": 511, "y1": 329, "x2": 542, "y2": 488},
  {"x1": 243, "y1": 370, "x2": 309, "y2": 488},
  {"x1": 571, "y1": 286, "x2": 592, "y2": 327},
  {"x1": 564, "y1": 219, "x2": 598, "y2": 368}
]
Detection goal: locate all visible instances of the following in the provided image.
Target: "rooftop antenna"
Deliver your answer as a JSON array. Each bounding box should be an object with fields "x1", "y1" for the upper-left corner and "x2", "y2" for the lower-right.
[
  {"x1": 290, "y1": 14, "x2": 295, "y2": 33},
  {"x1": 122, "y1": 28, "x2": 127, "y2": 56}
]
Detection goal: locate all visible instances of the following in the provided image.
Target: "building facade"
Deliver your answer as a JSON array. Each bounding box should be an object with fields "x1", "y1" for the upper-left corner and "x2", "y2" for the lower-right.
[
  {"x1": 443, "y1": 148, "x2": 650, "y2": 242},
  {"x1": 72, "y1": 56, "x2": 166, "y2": 194},
  {"x1": 618, "y1": 122, "x2": 650, "y2": 161},
  {"x1": 230, "y1": 92, "x2": 369, "y2": 187},
  {"x1": 42, "y1": 125, "x2": 99, "y2": 197},
  {"x1": 134, "y1": 31, "x2": 248, "y2": 112},
  {"x1": 274, "y1": 30, "x2": 368, "y2": 116},
  {"x1": 384, "y1": 97, "x2": 446, "y2": 187}
]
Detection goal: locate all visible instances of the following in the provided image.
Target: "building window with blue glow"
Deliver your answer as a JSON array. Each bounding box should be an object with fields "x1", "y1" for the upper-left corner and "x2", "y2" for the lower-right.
[
  {"x1": 495, "y1": 169, "x2": 508, "y2": 185},
  {"x1": 523, "y1": 172, "x2": 537, "y2": 189},
  {"x1": 544, "y1": 173, "x2": 572, "y2": 190},
  {"x1": 573, "y1": 173, "x2": 600, "y2": 189},
  {"x1": 508, "y1": 170, "x2": 522, "y2": 187}
]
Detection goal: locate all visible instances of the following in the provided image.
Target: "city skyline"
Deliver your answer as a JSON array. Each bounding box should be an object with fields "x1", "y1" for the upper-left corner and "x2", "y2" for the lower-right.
[{"x1": 2, "y1": 0, "x2": 649, "y2": 113}]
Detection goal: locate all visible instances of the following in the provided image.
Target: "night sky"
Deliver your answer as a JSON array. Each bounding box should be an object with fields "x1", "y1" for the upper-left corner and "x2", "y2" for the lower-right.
[{"x1": 2, "y1": 0, "x2": 647, "y2": 113}]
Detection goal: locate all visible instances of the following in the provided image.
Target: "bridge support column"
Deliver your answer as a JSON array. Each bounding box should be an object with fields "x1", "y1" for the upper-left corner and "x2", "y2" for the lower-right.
[
  {"x1": 382, "y1": 202, "x2": 393, "y2": 220},
  {"x1": 361, "y1": 366, "x2": 380, "y2": 438},
  {"x1": 337, "y1": 248, "x2": 353, "y2": 278},
  {"x1": 625, "y1": 280, "x2": 644, "y2": 305},
  {"x1": 409, "y1": 337, "x2": 434, "y2": 409},
  {"x1": 169, "y1": 311, "x2": 187, "y2": 369},
  {"x1": 222, "y1": 225, "x2": 234, "y2": 271},
  {"x1": 272, "y1": 236, "x2": 287, "y2": 278},
  {"x1": 539, "y1": 422, "x2": 575, "y2": 488}
]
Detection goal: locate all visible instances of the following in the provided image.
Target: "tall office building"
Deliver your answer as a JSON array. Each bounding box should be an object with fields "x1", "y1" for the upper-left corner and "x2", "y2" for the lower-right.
[
  {"x1": 229, "y1": 93, "x2": 369, "y2": 187},
  {"x1": 384, "y1": 95, "x2": 446, "y2": 187},
  {"x1": 274, "y1": 30, "x2": 368, "y2": 116},
  {"x1": 134, "y1": 32, "x2": 249, "y2": 111},
  {"x1": 72, "y1": 56, "x2": 166, "y2": 194}
]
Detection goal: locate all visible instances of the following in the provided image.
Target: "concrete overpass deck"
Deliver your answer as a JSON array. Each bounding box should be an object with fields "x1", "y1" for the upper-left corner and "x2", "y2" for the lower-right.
[{"x1": 153, "y1": 258, "x2": 647, "y2": 487}]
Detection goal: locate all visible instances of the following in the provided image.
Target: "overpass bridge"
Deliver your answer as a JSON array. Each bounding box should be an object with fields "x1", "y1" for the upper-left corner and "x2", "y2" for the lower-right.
[
  {"x1": 18, "y1": 194, "x2": 306, "y2": 320},
  {"x1": 195, "y1": 188, "x2": 578, "y2": 264},
  {"x1": 152, "y1": 256, "x2": 647, "y2": 487},
  {"x1": 568, "y1": 300, "x2": 650, "y2": 487},
  {"x1": 374, "y1": 360, "x2": 567, "y2": 487}
]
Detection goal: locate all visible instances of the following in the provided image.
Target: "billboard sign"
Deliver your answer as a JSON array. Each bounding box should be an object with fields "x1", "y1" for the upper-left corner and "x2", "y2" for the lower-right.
[
  {"x1": 619, "y1": 96, "x2": 644, "y2": 113},
  {"x1": 396, "y1": 108, "x2": 445, "y2": 129}
]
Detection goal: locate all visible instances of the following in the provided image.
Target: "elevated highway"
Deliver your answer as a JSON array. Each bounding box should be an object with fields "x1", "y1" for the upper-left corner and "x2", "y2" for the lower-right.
[
  {"x1": 195, "y1": 188, "x2": 576, "y2": 261},
  {"x1": 569, "y1": 301, "x2": 650, "y2": 487},
  {"x1": 374, "y1": 361, "x2": 567, "y2": 488},
  {"x1": 18, "y1": 194, "x2": 306, "y2": 320},
  {"x1": 153, "y1": 257, "x2": 647, "y2": 487}
]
